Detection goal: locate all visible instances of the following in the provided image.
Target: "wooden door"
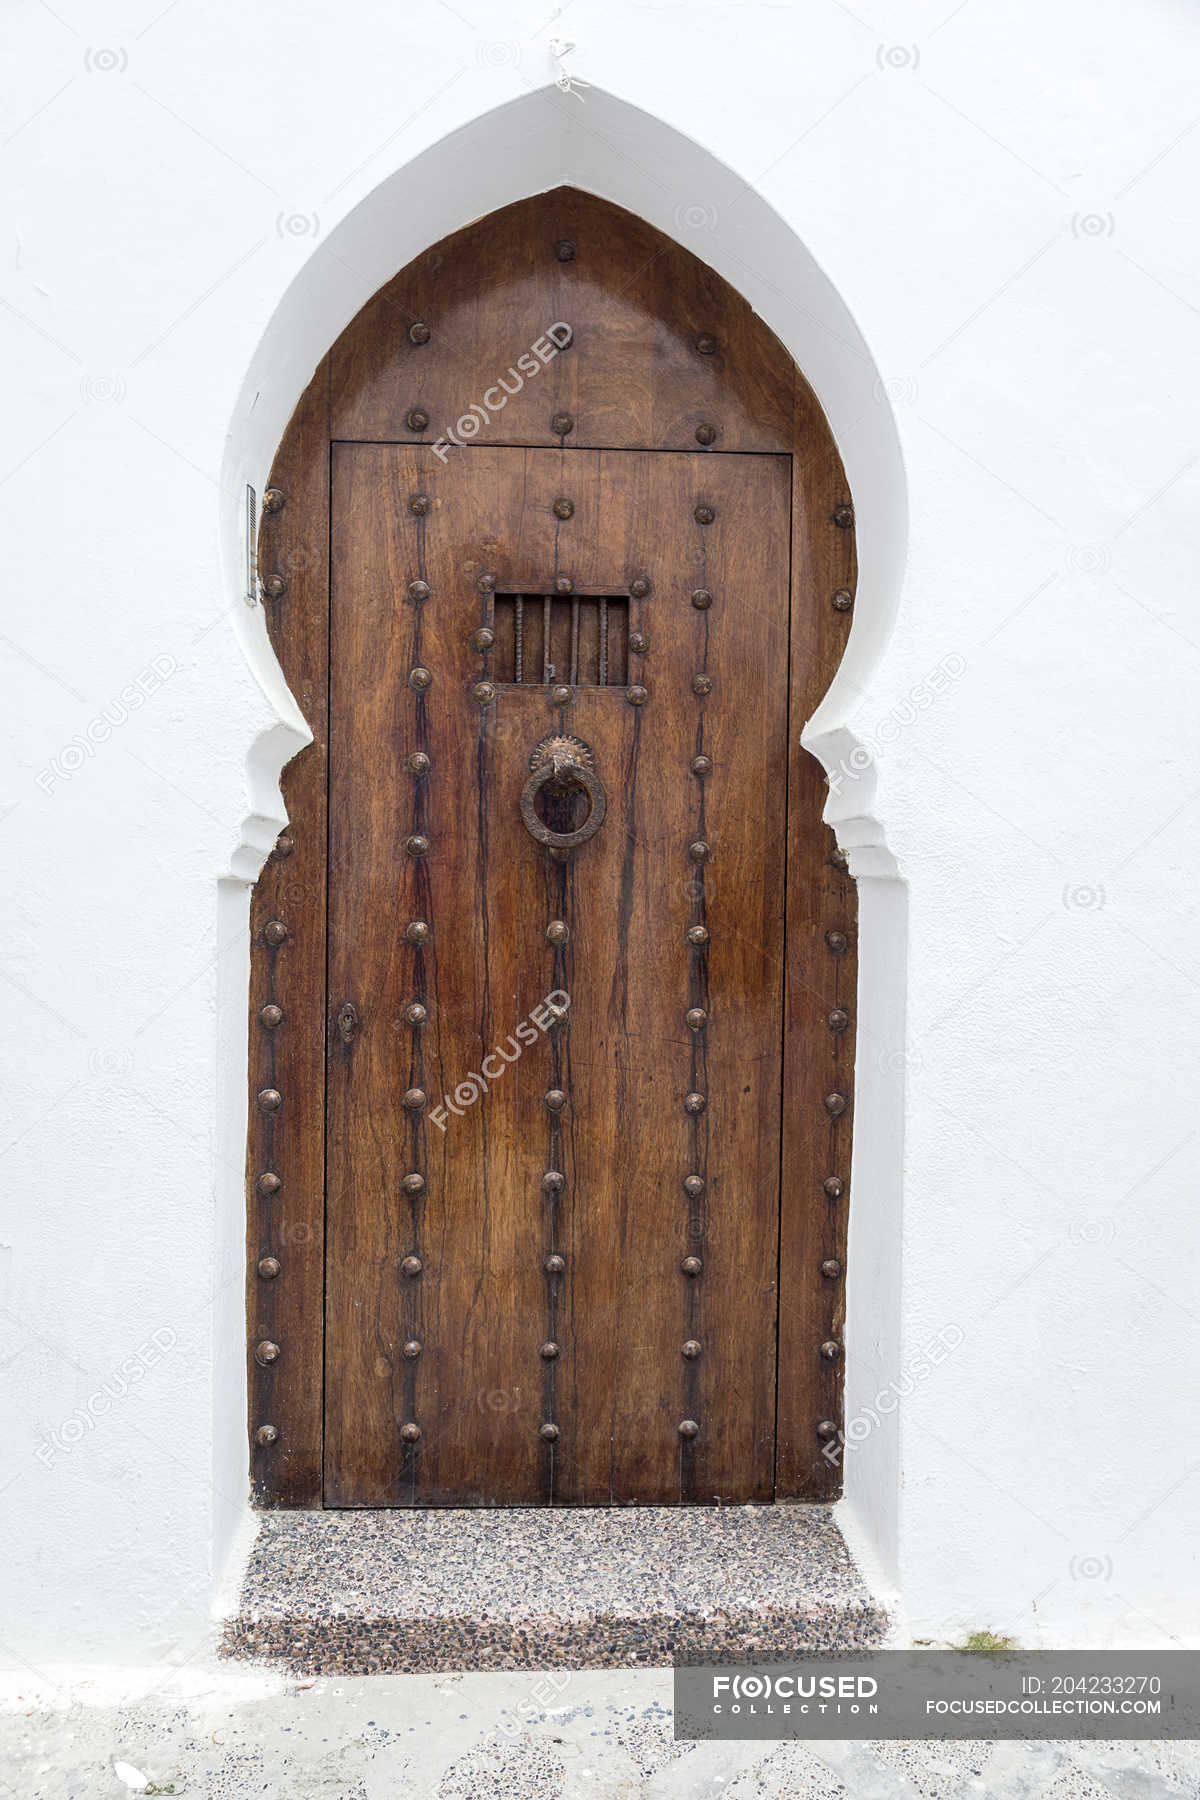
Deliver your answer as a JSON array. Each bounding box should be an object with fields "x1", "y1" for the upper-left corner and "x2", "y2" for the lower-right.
[{"x1": 323, "y1": 445, "x2": 790, "y2": 1506}]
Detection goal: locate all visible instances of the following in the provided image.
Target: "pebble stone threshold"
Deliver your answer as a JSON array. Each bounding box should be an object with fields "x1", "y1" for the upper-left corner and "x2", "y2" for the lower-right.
[{"x1": 222, "y1": 1504, "x2": 887, "y2": 1676}]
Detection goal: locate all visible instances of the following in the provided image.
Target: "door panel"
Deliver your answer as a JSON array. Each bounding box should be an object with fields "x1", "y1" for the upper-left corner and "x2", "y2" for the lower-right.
[{"x1": 324, "y1": 444, "x2": 791, "y2": 1506}]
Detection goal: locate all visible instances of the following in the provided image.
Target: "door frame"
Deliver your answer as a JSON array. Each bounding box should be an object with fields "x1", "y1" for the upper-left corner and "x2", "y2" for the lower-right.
[{"x1": 245, "y1": 190, "x2": 859, "y2": 1509}]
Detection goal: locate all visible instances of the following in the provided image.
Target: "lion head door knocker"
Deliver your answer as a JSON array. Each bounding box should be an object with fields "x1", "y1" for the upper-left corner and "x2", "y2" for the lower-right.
[{"x1": 519, "y1": 734, "x2": 607, "y2": 855}]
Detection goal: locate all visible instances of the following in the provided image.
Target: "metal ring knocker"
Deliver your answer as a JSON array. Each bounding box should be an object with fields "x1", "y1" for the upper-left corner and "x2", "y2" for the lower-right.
[{"x1": 520, "y1": 734, "x2": 607, "y2": 852}]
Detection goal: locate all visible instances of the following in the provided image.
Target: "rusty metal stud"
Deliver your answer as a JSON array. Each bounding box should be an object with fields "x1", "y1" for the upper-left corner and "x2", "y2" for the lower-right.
[
  {"x1": 626, "y1": 684, "x2": 648, "y2": 706},
  {"x1": 408, "y1": 321, "x2": 431, "y2": 345},
  {"x1": 832, "y1": 589, "x2": 854, "y2": 613},
  {"x1": 553, "y1": 497, "x2": 575, "y2": 520},
  {"x1": 473, "y1": 626, "x2": 495, "y2": 651},
  {"x1": 272, "y1": 832, "x2": 294, "y2": 859},
  {"x1": 402, "y1": 1173, "x2": 426, "y2": 1197},
  {"x1": 694, "y1": 504, "x2": 716, "y2": 525},
  {"x1": 405, "y1": 834, "x2": 429, "y2": 859},
  {"x1": 405, "y1": 407, "x2": 430, "y2": 432},
  {"x1": 629, "y1": 631, "x2": 648, "y2": 655},
  {"x1": 695, "y1": 423, "x2": 717, "y2": 446},
  {"x1": 824, "y1": 1091, "x2": 848, "y2": 1117},
  {"x1": 691, "y1": 587, "x2": 713, "y2": 610},
  {"x1": 821, "y1": 1259, "x2": 843, "y2": 1279},
  {"x1": 401, "y1": 1421, "x2": 422, "y2": 1442},
  {"x1": 820, "y1": 1339, "x2": 842, "y2": 1361},
  {"x1": 402, "y1": 1340, "x2": 422, "y2": 1359},
  {"x1": 695, "y1": 333, "x2": 718, "y2": 355},
  {"x1": 263, "y1": 572, "x2": 287, "y2": 599},
  {"x1": 684, "y1": 1091, "x2": 707, "y2": 1115},
  {"x1": 540, "y1": 1420, "x2": 561, "y2": 1441},
  {"x1": 264, "y1": 918, "x2": 288, "y2": 946},
  {"x1": 555, "y1": 239, "x2": 576, "y2": 262},
  {"x1": 336, "y1": 1001, "x2": 358, "y2": 1044},
  {"x1": 678, "y1": 1418, "x2": 700, "y2": 1439},
  {"x1": 259, "y1": 1003, "x2": 283, "y2": 1030},
  {"x1": 540, "y1": 1341, "x2": 560, "y2": 1361},
  {"x1": 686, "y1": 1007, "x2": 708, "y2": 1031},
  {"x1": 408, "y1": 494, "x2": 431, "y2": 517},
  {"x1": 257, "y1": 1088, "x2": 282, "y2": 1113},
  {"x1": 546, "y1": 920, "x2": 569, "y2": 947},
  {"x1": 257, "y1": 1256, "x2": 281, "y2": 1280},
  {"x1": 404, "y1": 919, "x2": 430, "y2": 945},
  {"x1": 473, "y1": 681, "x2": 496, "y2": 705},
  {"x1": 830, "y1": 846, "x2": 849, "y2": 872},
  {"x1": 544, "y1": 1088, "x2": 567, "y2": 1113},
  {"x1": 402, "y1": 1254, "x2": 423, "y2": 1277},
  {"x1": 542, "y1": 1170, "x2": 565, "y2": 1194},
  {"x1": 407, "y1": 578, "x2": 431, "y2": 602},
  {"x1": 683, "y1": 1174, "x2": 705, "y2": 1198},
  {"x1": 544, "y1": 1252, "x2": 565, "y2": 1274},
  {"x1": 258, "y1": 1171, "x2": 281, "y2": 1196},
  {"x1": 551, "y1": 411, "x2": 575, "y2": 436},
  {"x1": 554, "y1": 573, "x2": 574, "y2": 596},
  {"x1": 557, "y1": 326, "x2": 575, "y2": 350},
  {"x1": 404, "y1": 1000, "x2": 428, "y2": 1026},
  {"x1": 546, "y1": 999, "x2": 569, "y2": 1027},
  {"x1": 681, "y1": 1255, "x2": 703, "y2": 1276},
  {"x1": 256, "y1": 1424, "x2": 278, "y2": 1446},
  {"x1": 629, "y1": 576, "x2": 652, "y2": 599},
  {"x1": 824, "y1": 1175, "x2": 845, "y2": 1200},
  {"x1": 833, "y1": 504, "x2": 854, "y2": 529},
  {"x1": 828, "y1": 1008, "x2": 849, "y2": 1033},
  {"x1": 552, "y1": 683, "x2": 573, "y2": 706},
  {"x1": 686, "y1": 924, "x2": 709, "y2": 947},
  {"x1": 816, "y1": 1419, "x2": 839, "y2": 1439},
  {"x1": 690, "y1": 753, "x2": 713, "y2": 777},
  {"x1": 476, "y1": 572, "x2": 497, "y2": 597},
  {"x1": 408, "y1": 750, "x2": 431, "y2": 776},
  {"x1": 409, "y1": 666, "x2": 432, "y2": 691},
  {"x1": 263, "y1": 487, "x2": 285, "y2": 514},
  {"x1": 692, "y1": 673, "x2": 713, "y2": 696},
  {"x1": 402, "y1": 1087, "x2": 427, "y2": 1111},
  {"x1": 254, "y1": 1339, "x2": 280, "y2": 1366},
  {"x1": 826, "y1": 929, "x2": 848, "y2": 954},
  {"x1": 688, "y1": 840, "x2": 711, "y2": 862},
  {"x1": 681, "y1": 1340, "x2": 702, "y2": 1360}
]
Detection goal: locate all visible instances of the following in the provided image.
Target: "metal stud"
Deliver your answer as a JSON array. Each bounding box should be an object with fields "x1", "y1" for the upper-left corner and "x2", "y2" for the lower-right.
[
  {"x1": 402, "y1": 1173, "x2": 426, "y2": 1197},
  {"x1": 402, "y1": 1087, "x2": 427, "y2": 1111},
  {"x1": 690, "y1": 754, "x2": 712, "y2": 777},
  {"x1": 254, "y1": 1339, "x2": 280, "y2": 1366},
  {"x1": 408, "y1": 321, "x2": 431, "y2": 345},
  {"x1": 554, "y1": 574, "x2": 574, "y2": 595},
  {"x1": 408, "y1": 751, "x2": 431, "y2": 776},
  {"x1": 540, "y1": 1420, "x2": 561, "y2": 1441},
  {"x1": 695, "y1": 423, "x2": 717, "y2": 446},
  {"x1": 262, "y1": 487, "x2": 285, "y2": 514},
  {"x1": 259, "y1": 1003, "x2": 283, "y2": 1030},
  {"x1": 408, "y1": 579, "x2": 431, "y2": 602},
  {"x1": 408, "y1": 494, "x2": 431, "y2": 517},
  {"x1": 542, "y1": 1170, "x2": 565, "y2": 1194},
  {"x1": 551, "y1": 411, "x2": 575, "y2": 436},
  {"x1": 546, "y1": 999, "x2": 569, "y2": 1027},
  {"x1": 256, "y1": 1424, "x2": 278, "y2": 1446},
  {"x1": 544, "y1": 1253, "x2": 565, "y2": 1274},
  {"x1": 825, "y1": 929, "x2": 848, "y2": 954},
  {"x1": 686, "y1": 1007, "x2": 707, "y2": 1031},
  {"x1": 832, "y1": 589, "x2": 854, "y2": 613},
  {"x1": 404, "y1": 1000, "x2": 428, "y2": 1026},
  {"x1": 263, "y1": 572, "x2": 287, "y2": 599},
  {"x1": 683, "y1": 1174, "x2": 705, "y2": 1198},
  {"x1": 401, "y1": 1421, "x2": 422, "y2": 1442},
  {"x1": 404, "y1": 919, "x2": 430, "y2": 945},
  {"x1": 258, "y1": 1171, "x2": 281, "y2": 1196},
  {"x1": 557, "y1": 326, "x2": 575, "y2": 351},
  {"x1": 626, "y1": 685, "x2": 648, "y2": 706},
  {"x1": 681, "y1": 1340, "x2": 702, "y2": 1360},
  {"x1": 272, "y1": 833, "x2": 294, "y2": 859},
  {"x1": 688, "y1": 840, "x2": 711, "y2": 862},
  {"x1": 686, "y1": 924, "x2": 709, "y2": 947},
  {"x1": 257, "y1": 1256, "x2": 281, "y2": 1280},
  {"x1": 405, "y1": 407, "x2": 430, "y2": 432},
  {"x1": 402, "y1": 1254, "x2": 423, "y2": 1277},
  {"x1": 473, "y1": 625, "x2": 495, "y2": 651},
  {"x1": 546, "y1": 920, "x2": 569, "y2": 947},
  {"x1": 824, "y1": 1091, "x2": 848, "y2": 1117},
  {"x1": 816, "y1": 1419, "x2": 839, "y2": 1439},
  {"x1": 552, "y1": 684, "x2": 572, "y2": 706},
  {"x1": 540, "y1": 1341, "x2": 560, "y2": 1360},
  {"x1": 823, "y1": 1176, "x2": 845, "y2": 1200},
  {"x1": 629, "y1": 576, "x2": 652, "y2": 599},
  {"x1": 405, "y1": 833, "x2": 429, "y2": 857},
  {"x1": 833, "y1": 504, "x2": 854, "y2": 529},
  {"x1": 820, "y1": 1339, "x2": 842, "y2": 1361},
  {"x1": 477, "y1": 571, "x2": 497, "y2": 594},
  {"x1": 555, "y1": 239, "x2": 576, "y2": 262},
  {"x1": 544, "y1": 1088, "x2": 567, "y2": 1113},
  {"x1": 336, "y1": 1002, "x2": 358, "y2": 1044},
  {"x1": 828, "y1": 1008, "x2": 849, "y2": 1033},
  {"x1": 694, "y1": 504, "x2": 716, "y2": 525},
  {"x1": 264, "y1": 919, "x2": 288, "y2": 946},
  {"x1": 692, "y1": 673, "x2": 713, "y2": 697},
  {"x1": 257, "y1": 1088, "x2": 282, "y2": 1113},
  {"x1": 678, "y1": 1418, "x2": 700, "y2": 1439},
  {"x1": 473, "y1": 681, "x2": 496, "y2": 705},
  {"x1": 684, "y1": 1091, "x2": 707, "y2": 1115},
  {"x1": 403, "y1": 1340, "x2": 422, "y2": 1359},
  {"x1": 821, "y1": 1259, "x2": 843, "y2": 1279},
  {"x1": 695, "y1": 333, "x2": 718, "y2": 355},
  {"x1": 681, "y1": 1255, "x2": 703, "y2": 1276},
  {"x1": 691, "y1": 588, "x2": 713, "y2": 610},
  {"x1": 629, "y1": 631, "x2": 648, "y2": 655},
  {"x1": 409, "y1": 666, "x2": 432, "y2": 691},
  {"x1": 553, "y1": 497, "x2": 575, "y2": 520}
]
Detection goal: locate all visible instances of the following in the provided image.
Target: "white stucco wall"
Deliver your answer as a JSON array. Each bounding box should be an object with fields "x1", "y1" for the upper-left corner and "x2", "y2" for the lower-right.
[{"x1": 3, "y1": 0, "x2": 1198, "y2": 1667}]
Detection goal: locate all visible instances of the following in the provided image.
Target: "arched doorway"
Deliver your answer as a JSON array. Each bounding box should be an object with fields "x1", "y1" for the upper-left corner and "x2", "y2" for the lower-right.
[{"x1": 247, "y1": 189, "x2": 858, "y2": 1509}]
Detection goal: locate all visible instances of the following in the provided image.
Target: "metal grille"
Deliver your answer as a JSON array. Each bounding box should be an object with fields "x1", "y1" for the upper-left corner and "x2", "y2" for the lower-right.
[{"x1": 492, "y1": 594, "x2": 629, "y2": 688}]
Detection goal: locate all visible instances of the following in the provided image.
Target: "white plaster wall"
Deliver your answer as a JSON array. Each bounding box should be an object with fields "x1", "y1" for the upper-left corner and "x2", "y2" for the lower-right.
[{"x1": 2, "y1": 0, "x2": 1198, "y2": 1665}]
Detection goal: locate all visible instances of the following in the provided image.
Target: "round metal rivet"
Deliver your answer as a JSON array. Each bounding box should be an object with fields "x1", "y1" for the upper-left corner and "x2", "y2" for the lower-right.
[
  {"x1": 629, "y1": 576, "x2": 651, "y2": 599},
  {"x1": 546, "y1": 920, "x2": 569, "y2": 947},
  {"x1": 257, "y1": 1088, "x2": 282, "y2": 1113},
  {"x1": 690, "y1": 754, "x2": 713, "y2": 777},
  {"x1": 686, "y1": 1008, "x2": 707, "y2": 1031},
  {"x1": 821, "y1": 1259, "x2": 843, "y2": 1279},
  {"x1": 272, "y1": 833, "x2": 294, "y2": 859},
  {"x1": 477, "y1": 571, "x2": 497, "y2": 594},
  {"x1": 540, "y1": 1420, "x2": 561, "y2": 1441},
  {"x1": 257, "y1": 1256, "x2": 281, "y2": 1280},
  {"x1": 544, "y1": 1253, "x2": 565, "y2": 1274},
  {"x1": 557, "y1": 326, "x2": 575, "y2": 351},
  {"x1": 254, "y1": 1339, "x2": 280, "y2": 1366},
  {"x1": 824, "y1": 1091, "x2": 848, "y2": 1117},
  {"x1": 681, "y1": 1340, "x2": 702, "y2": 1360},
  {"x1": 404, "y1": 919, "x2": 430, "y2": 945},
  {"x1": 695, "y1": 423, "x2": 717, "y2": 446},
  {"x1": 408, "y1": 321, "x2": 431, "y2": 345},
  {"x1": 473, "y1": 681, "x2": 496, "y2": 705},
  {"x1": 401, "y1": 1421, "x2": 421, "y2": 1442},
  {"x1": 405, "y1": 407, "x2": 430, "y2": 432},
  {"x1": 833, "y1": 504, "x2": 854, "y2": 529},
  {"x1": 555, "y1": 240, "x2": 576, "y2": 262},
  {"x1": 554, "y1": 574, "x2": 574, "y2": 596},
  {"x1": 691, "y1": 588, "x2": 713, "y2": 610},
  {"x1": 688, "y1": 839, "x2": 711, "y2": 862},
  {"x1": 820, "y1": 1340, "x2": 842, "y2": 1361},
  {"x1": 402, "y1": 1173, "x2": 426, "y2": 1197},
  {"x1": 402, "y1": 1087, "x2": 427, "y2": 1111},
  {"x1": 258, "y1": 1171, "x2": 281, "y2": 1196},
  {"x1": 695, "y1": 334, "x2": 718, "y2": 355},
  {"x1": 542, "y1": 1170, "x2": 565, "y2": 1194},
  {"x1": 402, "y1": 1255, "x2": 423, "y2": 1277},
  {"x1": 553, "y1": 497, "x2": 575, "y2": 520},
  {"x1": 264, "y1": 918, "x2": 288, "y2": 946},
  {"x1": 409, "y1": 666, "x2": 432, "y2": 691},
  {"x1": 552, "y1": 683, "x2": 573, "y2": 706},
  {"x1": 552, "y1": 412, "x2": 575, "y2": 436},
  {"x1": 408, "y1": 751, "x2": 431, "y2": 776},
  {"x1": 405, "y1": 834, "x2": 429, "y2": 858},
  {"x1": 824, "y1": 1176, "x2": 845, "y2": 1200},
  {"x1": 403, "y1": 1340, "x2": 422, "y2": 1359},
  {"x1": 828, "y1": 1008, "x2": 849, "y2": 1033},
  {"x1": 626, "y1": 684, "x2": 648, "y2": 706},
  {"x1": 826, "y1": 930, "x2": 848, "y2": 954},
  {"x1": 692, "y1": 673, "x2": 713, "y2": 696},
  {"x1": 683, "y1": 1174, "x2": 705, "y2": 1198},
  {"x1": 832, "y1": 589, "x2": 854, "y2": 613},
  {"x1": 678, "y1": 1418, "x2": 700, "y2": 1439},
  {"x1": 816, "y1": 1419, "x2": 839, "y2": 1439},
  {"x1": 629, "y1": 631, "x2": 648, "y2": 655},
  {"x1": 540, "y1": 1341, "x2": 560, "y2": 1361},
  {"x1": 694, "y1": 504, "x2": 716, "y2": 525},
  {"x1": 408, "y1": 494, "x2": 431, "y2": 517},
  {"x1": 544, "y1": 1089, "x2": 567, "y2": 1113},
  {"x1": 473, "y1": 626, "x2": 495, "y2": 651},
  {"x1": 262, "y1": 487, "x2": 285, "y2": 514},
  {"x1": 407, "y1": 579, "x2": 431, "y2": 603},
  {"x1": 263, "y1": 572, "x2": 287, "y2": 599},
  {"x1": 686, "y1": 924, "x2": 709, "y2": 947},
  {"x1": 259, "y1": 1003, "x2": 283, "y2": 1030},
  {"x1": 684, "y1": 1091, "x2": 707, "y2": 1115},
  {"x1": 681, "y1": 1255, "x2": 703, "y2": 1276},
  {"x1": 255, "y1": 1424, "x2": 278, "y2": 1446},
  {"x1": 404, "y1": 1000, "x2": 428, "y2": 1026}
]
